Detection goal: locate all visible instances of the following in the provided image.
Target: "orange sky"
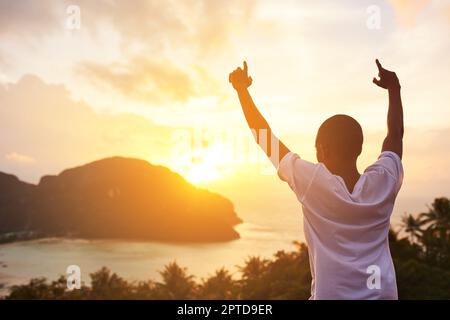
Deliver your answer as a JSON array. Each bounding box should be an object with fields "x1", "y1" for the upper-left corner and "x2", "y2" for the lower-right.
[{"x1": 0, "y1": 0, "x2": 449, "y2": 225}]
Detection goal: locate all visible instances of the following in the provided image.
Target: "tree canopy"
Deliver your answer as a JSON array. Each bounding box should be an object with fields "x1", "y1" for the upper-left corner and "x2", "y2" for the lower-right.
[{"x1": 4, "y1": 197, "x2": 450, "y2": 300}]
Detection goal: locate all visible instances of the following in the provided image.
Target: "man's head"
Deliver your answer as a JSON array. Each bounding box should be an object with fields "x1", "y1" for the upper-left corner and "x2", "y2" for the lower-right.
[{"x1": 315, "y1": 115, "x2": 363, "y2": 169}]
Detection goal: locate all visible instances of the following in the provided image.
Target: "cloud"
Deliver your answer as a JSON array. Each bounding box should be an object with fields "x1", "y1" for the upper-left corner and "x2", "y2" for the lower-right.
[
  {"x1": 0, "y1": 0, "x2": 256, "y2": 53},
  {"x1": 78, "y1": 58, "x2": 193, "y2": 103},
  {"x1": 4, "y1": 152, "x2": 36, "y2": 164},
  {"x1": 388, "y1": 0, "x2": 430, "y2": 28},
  {"x1": 0, "y1": 0, "x2": 257, "y2": 107},
  {"x1": 445, "y1": 4, "x2": 450, "y2": 22},
  {"x1": 0, "y1": 0, "x2": 59, "y2": 36},
  {"x1": 77, "y1": 56, "x2": 223, "y2": 104},
  {"x1": 79, "y1": 0, "x2": 256, "y2": 53},
  {"x1": 387, "y1": 0, "x2": 450, "y2": 28},
  {"x1": 0, "y1": 74, "x2": 173, "y2": 183}
]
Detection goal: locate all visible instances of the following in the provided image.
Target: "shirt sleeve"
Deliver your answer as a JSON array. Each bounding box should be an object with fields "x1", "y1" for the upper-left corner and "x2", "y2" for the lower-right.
[
  {"x1": 365, "y1": 151, "x2": 404, "y2": 194},
  {"x1": 277, "y1": 152, "x2": 320, "y2": 202}
]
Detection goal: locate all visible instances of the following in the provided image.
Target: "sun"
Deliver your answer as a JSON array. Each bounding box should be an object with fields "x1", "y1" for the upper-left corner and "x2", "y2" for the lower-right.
[
  {"x1": 179, "y1": 141, "x2": 231, "y2": 185},
  {"x1": 169, "y1": 134, "x2": 238, "y2": 185},
  {"x1": 185, "y1": 162, "x2": 222, "y2": 185}
]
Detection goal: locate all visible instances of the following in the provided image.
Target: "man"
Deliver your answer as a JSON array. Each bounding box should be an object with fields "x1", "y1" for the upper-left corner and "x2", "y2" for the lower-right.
[{"x1": 229, "y1": 60, "x2": 404, "y2": 299}]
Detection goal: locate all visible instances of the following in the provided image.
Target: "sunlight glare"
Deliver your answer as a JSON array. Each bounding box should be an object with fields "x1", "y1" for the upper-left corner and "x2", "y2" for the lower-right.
[{"x1": 186, "y1": 162, "x2": 222, "y2": 185}]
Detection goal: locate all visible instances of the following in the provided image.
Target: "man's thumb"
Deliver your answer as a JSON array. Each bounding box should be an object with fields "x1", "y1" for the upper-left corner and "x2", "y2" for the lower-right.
[{"x1": 373, "y1": 77, "x2": 381, "y2": 86}]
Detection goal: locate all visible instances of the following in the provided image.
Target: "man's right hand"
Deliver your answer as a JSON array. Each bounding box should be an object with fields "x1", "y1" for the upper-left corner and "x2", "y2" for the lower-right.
[{"x1": 373, "y1": 59, "x2": 401, "y2": 91}]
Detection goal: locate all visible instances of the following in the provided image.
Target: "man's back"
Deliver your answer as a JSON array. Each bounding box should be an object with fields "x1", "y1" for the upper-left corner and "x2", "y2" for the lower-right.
[
  {"x1": 278, "y1": 151, "x2": 403, "y2": 299},
  {"x1": 230, "y1": 59, "x2": 404, "y2": 299}
]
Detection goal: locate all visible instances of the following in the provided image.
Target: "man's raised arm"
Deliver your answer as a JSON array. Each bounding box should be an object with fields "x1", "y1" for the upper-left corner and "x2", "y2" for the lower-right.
[
  {"x1": 373, "y1": 59, "x2": 404, "y2": 159},
  {"x1": 229, "y1": 61, "x2": 290, "y2": 166}
]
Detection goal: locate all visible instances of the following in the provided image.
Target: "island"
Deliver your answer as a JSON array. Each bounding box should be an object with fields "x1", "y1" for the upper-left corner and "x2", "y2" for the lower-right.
[{"x1": 0, "y1": 157, "x2": 242, "y2": 243}]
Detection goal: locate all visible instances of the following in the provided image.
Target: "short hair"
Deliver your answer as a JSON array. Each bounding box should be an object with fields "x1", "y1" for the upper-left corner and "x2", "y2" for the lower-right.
[{"x1": 315, "y1": 114, "x2": 363, "y2": 158}]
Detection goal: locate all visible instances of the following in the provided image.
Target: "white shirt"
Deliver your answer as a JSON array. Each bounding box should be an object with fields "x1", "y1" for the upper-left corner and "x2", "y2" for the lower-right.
[{"x1": 278, "y1": 151, "x2": 403, "y2": 300}]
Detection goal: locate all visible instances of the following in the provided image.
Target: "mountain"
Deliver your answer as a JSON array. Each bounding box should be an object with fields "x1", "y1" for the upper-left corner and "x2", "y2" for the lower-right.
[
  {"x1": 0, "y1": 173, "x2": 35, "y2": 233},
  {"x1": 0, "y1": 157, "x2": 242, "y2": 242}
]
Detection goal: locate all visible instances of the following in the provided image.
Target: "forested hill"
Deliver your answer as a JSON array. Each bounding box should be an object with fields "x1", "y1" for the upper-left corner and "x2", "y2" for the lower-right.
[{"x1": 0, "y1": 157, "x2": 242, "y2": 242}]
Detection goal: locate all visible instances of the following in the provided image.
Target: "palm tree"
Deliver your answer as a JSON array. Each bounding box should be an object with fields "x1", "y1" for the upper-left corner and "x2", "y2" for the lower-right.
[
  {"x1": 401, "y1": 213, "x2": 423, "y2": 243},
  {"x1": 239, "y1": 256, "x2": 268, "y2": 281},
  {"x1": 157, "y1": 261, "x2": 197, "y2": 299},
  {"x1": 199, "y1": 268, "x2": 237, "y2": 299},
  {"x1": 238, "y1": 256, "x2": 269, "y2": 299},
  {"x1": 418, "y1": 198, "x2": 450, "y2": 234},
  {"x1": 417, "y1": 198, "x2": 450, "y2": 267},
  {"x1": 89, "y1": 267, "x2": 130, "y2": 299}
]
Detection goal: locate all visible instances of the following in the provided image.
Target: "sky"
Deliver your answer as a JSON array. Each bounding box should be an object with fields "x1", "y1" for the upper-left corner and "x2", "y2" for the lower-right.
[{"x1": 0, "y1": 0, "x2": 449, "y2": 225}]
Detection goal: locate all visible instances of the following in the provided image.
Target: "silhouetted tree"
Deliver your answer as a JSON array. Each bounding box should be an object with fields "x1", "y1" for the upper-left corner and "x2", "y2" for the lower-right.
[
  {"x1": 4, "y1": 197, "x2": 449, "y2": 300},
  {"x1": 401, "y1": 213, "x2": 423, "y2": 243},
  {"x1": 418, "y1": 198, "x2": 450, "y2": 268},
  {"x1": 199, "y1": 268, "x2": 238, "y2": 299},
  {"x1": 156, "y1": 262, "x2": 197, "y2": 299},
  {"x1": 89, "y1": 267, "x2": 131, "y2": 299},
  {"x1": 238, "y1": 256, "x2": 269, "y2": 299}
]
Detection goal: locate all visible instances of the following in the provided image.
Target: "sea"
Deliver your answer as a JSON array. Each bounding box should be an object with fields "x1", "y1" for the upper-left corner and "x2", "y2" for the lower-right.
[{"x1": 0, "y1": 174, "x2": 433, "y2": 296}]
